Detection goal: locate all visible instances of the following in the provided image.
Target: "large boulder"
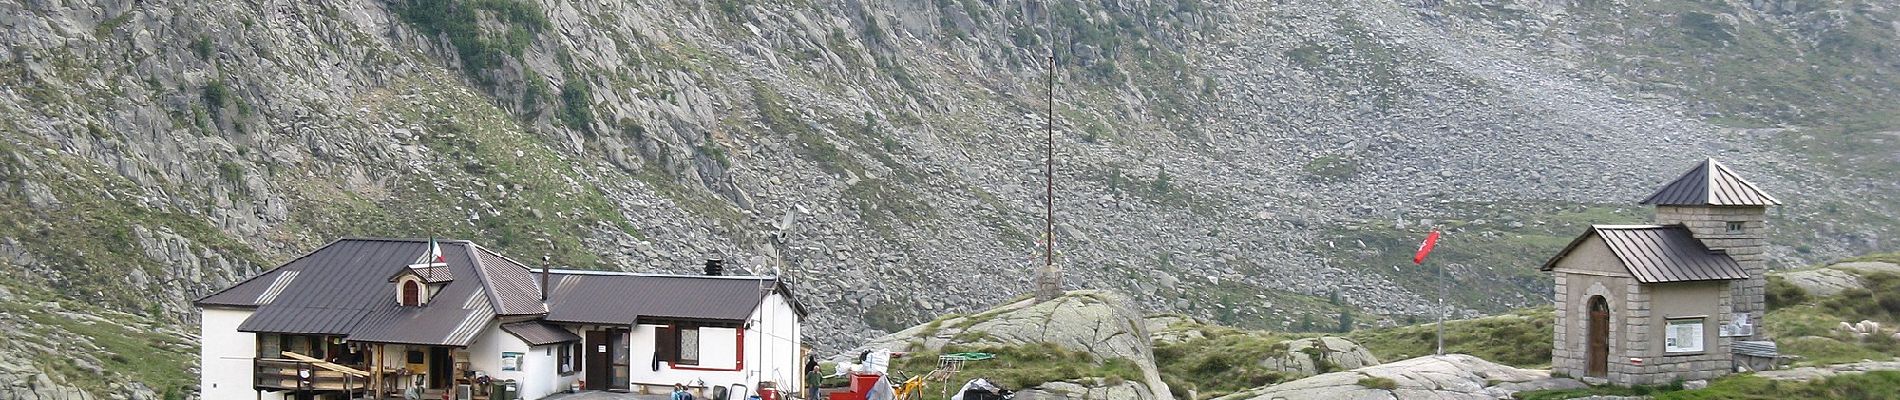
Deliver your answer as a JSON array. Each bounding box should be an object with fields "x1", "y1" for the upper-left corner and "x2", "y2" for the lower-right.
[
  {"x1": 1830, "y1": 261, "x2": 1900, "y2": 275},
  {"x1": 1258, "y1": 337, "x2": 1381, "y2": 376},
  {"x1": 850, "y1": 290, "x2": 1174, "y2": 400},
  {"x1": 1779, "y1": 268, "x2": 1863, "y2": 297},
  {"x1": 1016, "y1": 379, "x2": 1157, "y2": 400},
  {"x1": 1218, "y1": 354, "x2": 1583, "y2": 400}
]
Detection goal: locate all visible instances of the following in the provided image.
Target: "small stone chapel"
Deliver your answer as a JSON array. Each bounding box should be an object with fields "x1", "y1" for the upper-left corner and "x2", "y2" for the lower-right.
[{"x1": 1540, "y1": 158, "x2": 1778, "y2": 386}]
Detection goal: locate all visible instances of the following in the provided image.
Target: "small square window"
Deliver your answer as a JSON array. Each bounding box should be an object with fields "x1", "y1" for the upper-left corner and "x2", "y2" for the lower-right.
[{"x1": 1725, "y1": 221, "x2": 1746, "y2": 233}]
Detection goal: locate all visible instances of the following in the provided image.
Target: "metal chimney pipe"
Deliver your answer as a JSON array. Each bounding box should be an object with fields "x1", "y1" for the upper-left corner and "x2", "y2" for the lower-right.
[{"x1": 541, "y1": 254, "x2": 551, "y2": 302}]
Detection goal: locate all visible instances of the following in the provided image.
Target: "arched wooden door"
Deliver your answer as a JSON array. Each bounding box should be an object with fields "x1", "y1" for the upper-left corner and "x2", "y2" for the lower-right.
[{"x1": 1587, "y1": 295, "x2": 1610, "y2": 378}]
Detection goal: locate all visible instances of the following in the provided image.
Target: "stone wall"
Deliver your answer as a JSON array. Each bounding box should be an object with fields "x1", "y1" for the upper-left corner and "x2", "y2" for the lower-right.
[
  {"x1": 1608, "y1": 283, "x2": 1736, "y2": 385},
  {"x1": 1654, "y1": 205, "x2": 1768, "y2": 339},
  {"x1": 1552, "y1": 272, "x2": 1628, "y2": 380}
]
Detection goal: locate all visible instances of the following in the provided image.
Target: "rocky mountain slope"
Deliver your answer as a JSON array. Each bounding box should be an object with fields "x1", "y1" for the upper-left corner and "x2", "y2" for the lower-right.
[{"x1": 1, "y1": 0, "x2": 1897, "y2": 397}]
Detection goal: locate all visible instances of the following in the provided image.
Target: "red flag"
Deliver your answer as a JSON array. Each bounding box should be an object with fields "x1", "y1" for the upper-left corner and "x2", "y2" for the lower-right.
[{"x1": 1412, "y1": 230, "x2": 1440, "y2": 265}]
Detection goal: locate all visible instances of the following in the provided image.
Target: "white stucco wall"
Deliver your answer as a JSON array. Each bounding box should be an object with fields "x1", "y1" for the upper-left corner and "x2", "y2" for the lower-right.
[
  {"x1": 467, "y1": 324, "x2": 574, "y2": 400},
  {"x1": 623, "y1": 292, "x2": 803, "y2": 393},
  {"x1": 200, "y1": 307, "x2": 287, "y2": 400},
  {"x1": 751, "y1": 293, "x2": 802, "y2": 392}
]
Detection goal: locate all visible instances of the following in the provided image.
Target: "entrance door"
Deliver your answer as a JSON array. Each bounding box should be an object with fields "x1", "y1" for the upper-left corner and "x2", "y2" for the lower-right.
[
  {"x1": 587, "y1": 331, "x2": 611, "y2": 390},
  {"x1": 1587, "y1": 296, "x2": 1610, "y2": 378},
  {"x1": 429, "y1": 347, "x2": 452, "y2": 389}
]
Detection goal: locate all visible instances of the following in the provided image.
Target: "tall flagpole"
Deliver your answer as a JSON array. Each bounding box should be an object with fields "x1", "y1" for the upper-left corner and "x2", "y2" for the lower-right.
[
  {"x1": 1436, "y1": 258, "x2": 1445, "y2": 356},
  {"x1": 1034, "y1": 0, "x2": 1061, "y2": 302}
]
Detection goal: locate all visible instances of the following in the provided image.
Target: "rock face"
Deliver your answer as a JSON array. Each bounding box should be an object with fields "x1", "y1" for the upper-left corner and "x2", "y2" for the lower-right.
[
  {"x1": 1017, "y1": 379, "x2": 1158, "y2": 400},
  {"x1": 851, "y1": 291, "x2": 1173, "y2": 400},
  {"x1": 1780, "y1": 268, "x2": 1864, "y2": 297},
  {"x1": 1756, "y1": 360, "x2": 1900, "y2": 382},
  {"x1": 0, "y1": 369, "x2": 97, "y2": 400},
  {"x1": 1258, "y1": 337, "x2": 1381, "y2": 376},
  {"x1": 1220, "y1": 354, "x2": 1584, "y2": 400}
]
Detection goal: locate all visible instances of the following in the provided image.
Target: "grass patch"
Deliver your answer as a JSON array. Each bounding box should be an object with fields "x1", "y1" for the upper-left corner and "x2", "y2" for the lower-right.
[
  {"x1": 1348, "y1": 307, "x2": 1554, "y2": 368},
  {"x1": 890, "y1": 344, "x2": 1143, "y2": 391},
  {"x1": 1153, "y1": 332, "x2": 1296, "y2": 398},
  {"x1": 1762, "y1": 267, "x2": 1900, "y2": 365},
  {"x1": 1357, "y1": 376, "x2": 1397, "y2": 390}
]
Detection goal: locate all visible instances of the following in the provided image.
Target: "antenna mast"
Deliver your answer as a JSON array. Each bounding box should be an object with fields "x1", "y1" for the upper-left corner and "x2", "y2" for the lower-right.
[{"x1": 1034, "y1": 1, "x2": 1063, "y2": 302}]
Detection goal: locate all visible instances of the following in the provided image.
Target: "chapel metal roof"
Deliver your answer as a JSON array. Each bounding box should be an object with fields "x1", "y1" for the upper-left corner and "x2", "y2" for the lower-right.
[
  {"x1": 1640, "y1": 158, "x2": 1781, "y2": 206},
  {"x1": 1541, "y1": 225, "x2": 1751, "y2": 283}
]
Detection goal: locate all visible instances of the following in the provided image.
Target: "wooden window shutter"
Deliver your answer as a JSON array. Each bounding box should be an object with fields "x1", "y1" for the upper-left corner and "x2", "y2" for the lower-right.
[
  {"x1": 656, "y1": 326, "x2": 678, "y2": 362},
  {"x1": 401, "y1": 281, "x2": 421, "y2": 306}
]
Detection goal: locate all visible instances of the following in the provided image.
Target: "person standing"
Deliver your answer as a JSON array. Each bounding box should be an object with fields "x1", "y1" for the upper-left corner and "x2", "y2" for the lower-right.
[{"x1": 805, "y1": 355, "x2": 822, "y2": 400}]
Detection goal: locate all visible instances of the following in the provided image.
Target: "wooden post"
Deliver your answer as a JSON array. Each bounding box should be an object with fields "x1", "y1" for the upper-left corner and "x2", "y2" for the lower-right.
[{"x1": 373, "y1": 344, "x2": 384, "y2": 400}]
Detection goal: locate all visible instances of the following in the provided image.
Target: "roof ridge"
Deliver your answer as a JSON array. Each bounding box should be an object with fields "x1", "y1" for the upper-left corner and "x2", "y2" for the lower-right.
[
  {"x1": 462, "y1": 242, "x2": 510, "y2": 317},
  {"x1": 541, "y1": 268, "x2": 779, "y2": 280},
  {"x1": 1704, "y1": 158, "x2": 1719, "y2": 205},
  {"x1": 336, "y1": 237, "x2": 476, "y2": 244},
  {"x1": 1592, "y1": 224, "x2": 1670, "y2": 229},
  {"x1": 1708, "y1": 159, "x2": 1783, "y2": 205}
]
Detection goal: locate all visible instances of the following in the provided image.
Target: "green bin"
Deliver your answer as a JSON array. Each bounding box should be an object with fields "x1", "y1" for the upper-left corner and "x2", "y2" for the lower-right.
[{"x1": 490, "y1": 380, "x2": 517, "y2": 400}]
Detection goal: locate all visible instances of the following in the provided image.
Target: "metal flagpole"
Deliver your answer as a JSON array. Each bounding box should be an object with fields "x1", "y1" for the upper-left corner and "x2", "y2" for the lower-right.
[{"x1": 1436, "y1": 260, "x2": 1445, "y2": 356}]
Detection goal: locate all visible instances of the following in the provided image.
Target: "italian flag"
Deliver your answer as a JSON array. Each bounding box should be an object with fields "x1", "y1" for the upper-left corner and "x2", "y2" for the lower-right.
[{"x1": 416, "y1": 237, "x2": 447, "y2": 266}]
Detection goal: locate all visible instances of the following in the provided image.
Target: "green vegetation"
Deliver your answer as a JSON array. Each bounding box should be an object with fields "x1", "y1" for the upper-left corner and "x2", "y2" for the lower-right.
[
  {"x1": 890, "y1": 344, "x2": 1143, "y2": 391},
  {"x1": 1322, "y1": 202, "x2": 1638, "y2": 313},
  {"x1": 201, "y1": 80, "x2": 232, "y2": 121},
  {"x1": 1517, "y1": 371, "x2": 1900, "y2": 400},
  {"x1": 1348, "y1": 307, "x2": 1554, "y2": 368},
  {"x1": 1302, "y1": 155, "x2": 1358, "y2": 181},
  {"x1": 191, "y1": 36, "x2": 215, "y2": 59},
  {"x1": 1762, "y1": 267, "x2": 1900, "y2": 365},
  {"x1": 558, "y1": 78, "x2": 594, "y2": 134},
  {"x1": 0, "y1": 286, "x2": 195, "y2": 397},
  {"x1": 1153, "y1": 331, "x2": 1297, "y2": 398},
  {"x1": 1357, "y1": 375, "x2": 1398, "y2": 390},
  {"x1": 394, "y1": 0, "x2": 549, "y2": 87}
]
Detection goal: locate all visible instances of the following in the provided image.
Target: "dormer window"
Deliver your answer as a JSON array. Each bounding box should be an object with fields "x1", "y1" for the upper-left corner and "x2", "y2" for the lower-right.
[
  {"x1": 1725, "y1": 221, "x2": 1746, "y2": 233},
  {"x1": 401, "y1": 281, "x2": 421, "y2": 306},
  {"x1": 389, "y1": 264, "x2": 453, "y2": 307}
]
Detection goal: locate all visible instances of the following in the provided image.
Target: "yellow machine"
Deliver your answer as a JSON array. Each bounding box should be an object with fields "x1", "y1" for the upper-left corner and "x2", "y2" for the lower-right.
[{"x1": 890, "y1": 355, "x2": 966, "y2": 400}]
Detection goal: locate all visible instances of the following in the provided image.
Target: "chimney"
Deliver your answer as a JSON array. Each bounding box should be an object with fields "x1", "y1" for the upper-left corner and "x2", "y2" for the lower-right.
[
  {"x1": 541, "y1": 254, "x2": 551, "y2": 302},
  {"x1": 704, "y1": 258, "x2": 725, "y2": 276}
]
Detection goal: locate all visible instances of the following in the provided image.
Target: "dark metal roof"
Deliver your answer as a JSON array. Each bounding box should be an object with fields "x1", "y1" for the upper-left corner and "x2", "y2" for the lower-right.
[
  {"x1": 347, "y1": 289, "x2": 495, "y2": 346},
  {"x1": 237, "y1": 306, "x2": 369, "y2": 335},
  {"x1": 1541, "y1": 225, "x2": 1750, "y2": 283},
  {"x1": 202, "y1": 238, "x2": 549, "y2": 346},
  {"x1": 541, "y1": 271, "x2": 802, "y2": 325},
  {"x1": 1641, "y1": 158, "x2": 1781, "y2": 206},
  {"x1": 473, "y1": 247, "x2": 549, "y2": 316},
  {"x1": 502, "y1": 321, "x2": 581, "y2": 346}
]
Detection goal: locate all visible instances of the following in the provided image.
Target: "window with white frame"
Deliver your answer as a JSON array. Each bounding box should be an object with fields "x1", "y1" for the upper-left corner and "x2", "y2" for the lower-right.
[{"x1": 1665, "y1": 318, "x2": 1705, "y2": 353}]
